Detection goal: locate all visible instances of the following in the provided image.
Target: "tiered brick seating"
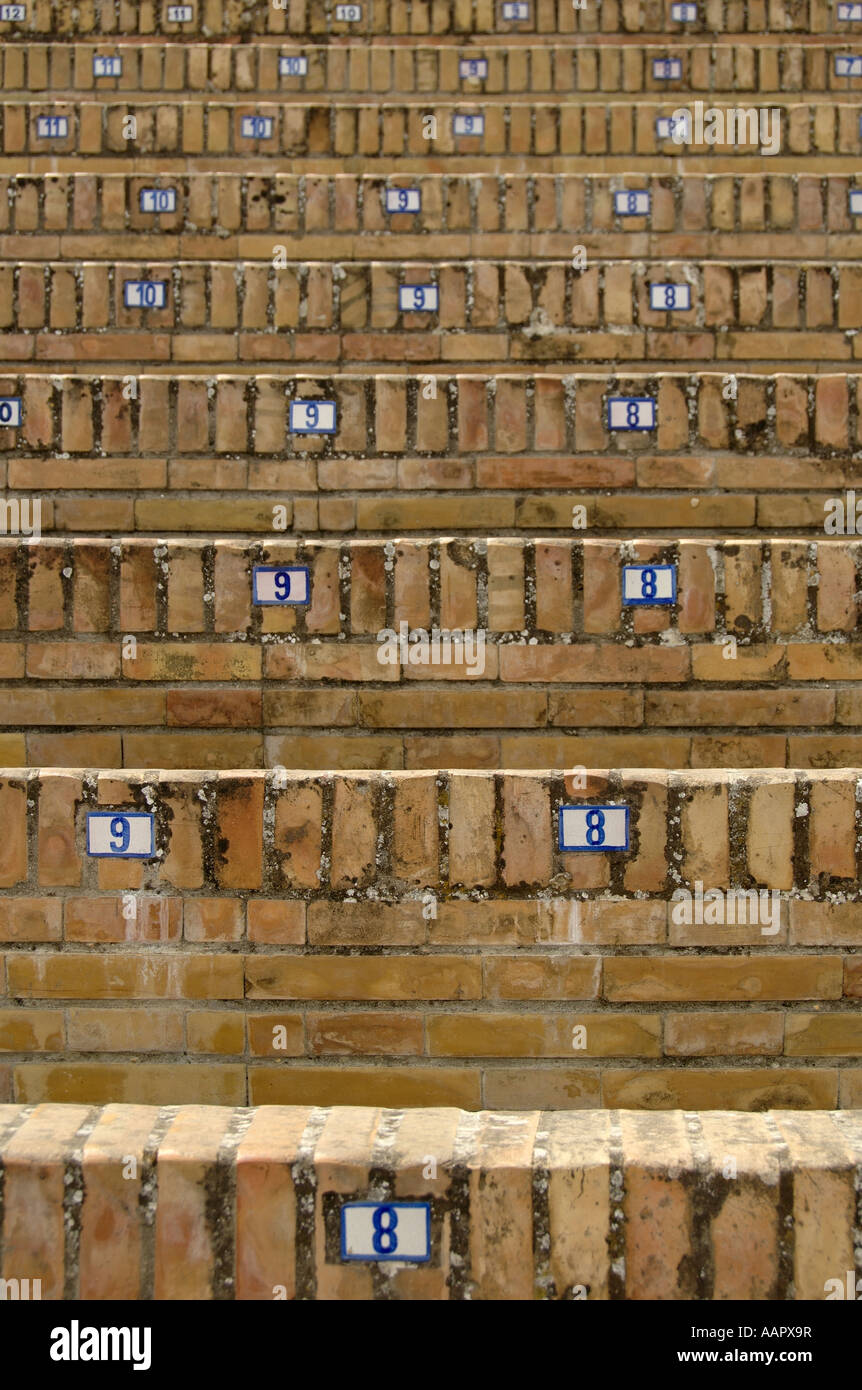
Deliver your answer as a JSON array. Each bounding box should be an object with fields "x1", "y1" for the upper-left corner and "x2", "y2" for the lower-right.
[
  {"x1": 2, "y1": 0, "x2": 862, "y2": 1306},
  {"x1": 0, "y1": 0, "x2": 860, "y2": 1137}
]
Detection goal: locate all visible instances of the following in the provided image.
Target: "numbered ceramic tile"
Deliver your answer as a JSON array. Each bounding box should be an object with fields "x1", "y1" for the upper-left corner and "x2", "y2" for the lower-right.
[
  {"x1": 280, "y1": 55, "x2": 308, "y2": 76},
  {"x1": 36, "y1": 116, "x2": 68, "y2": 138},
  {"x1": 0, "y1": 4, "x2": 26, "y2": 17},
  {"x1": 649, "y1": 282, "x2": 691, "y2": 311},
  {"x1": 341, "y1": 1203, "x2": 431, "y2": 1263},
  {"x1": 0, "y1": 398, "x2": 22, "y2": 427},
  {"x1": 851, "y1": 190, "x2": 862, "y2": 215},
  {"x1": 671, "y1": 2, "x2": 697, "y2": 18},
  {"x1": 836, "y1": 54, "x2": 862, "y2": 74},
  {"x1": 501, "y1": 0, "x2": 530, "y2": 16},
  {"x1": 335, "y1": 2, "x2": 361, "y2": 17},
  {"x1": 93, "y1": 56, "x2": 122, "y2": 77},
  {"x1": 87, "y1": 812, "x2": 155, "y2": 858},
  {"x1": 459, "y1": 57, "x2": 488, "y2": 79},
  {"x1": 399, "y1": 285, "x2": 438, "y2": 312},
  {"x1": 386, "y1": 187, "x2": 421, "y2": 214},
  {"x1": 838, "y1": 2, "x2": 862, "y2": 16},
  {"x1": 652, "y1": 57, "x2": 682, "y2": 79},
  {"x1": 559, "y1": 805, "x2": 629, "y2": 853},
  {"x1": 124, "y1": 281, "x2": 168, "y2": 310},
  {"x1": 252, "y1": 566, "x2": 310, "y2": 605},
  {"x1": 166, "y1": 3, "x2": 193, "y2": 17},
  {"x1": 622, "y1": 564, "x2": 676, "y2": 606},
  {"x1": 607, "y1": 397, "x2": 656, "y2": 431},
  {"x1": 453, "y1": 113, "x2": 484, "y2": 136},
  {"x1": 613, "y1": 190, "x2": 650, "y2": 216},
  {"x1": 140, "y1": 188, "x2": 177, "y2": 213},
  {"x1": 241, "y1": 116, "x2": 273, "y2": 139},
  {"x1": 290, "y1": 400, "x2": 336, "y2": 434},
  {"x1": 655, "y1": 115, "x2": 688, "y2": 140}
]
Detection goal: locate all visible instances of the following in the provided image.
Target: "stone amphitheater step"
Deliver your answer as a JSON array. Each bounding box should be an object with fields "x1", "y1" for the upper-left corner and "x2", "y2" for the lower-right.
[
  {"x1": 2, "y1": 1104, "x2": 858, "y2": 1301},
  {"x1": 0, "y1": 0, "x2": 844, "y2": 38},
  {"x1": 2, "y1": 38, "x2": 862, "y2": 94},
  {"x1": 0, "y1": 535, "x2": 860, "y2": 771},
  {"x1": 0, "y1": 767, "x2": 858, "y2": 1110},
  {"x1": 0, "y1": 371, "x2": 857, "y2": 537},
  {"x1": 2, "y1": 97, "x2": 861, "y2": 172},
  {"x1": 0, "y1": 173, "x2": 857, "y2": 264},
  {"x1": 0, "y1": 257, "x2": 858, "y2": 371}
]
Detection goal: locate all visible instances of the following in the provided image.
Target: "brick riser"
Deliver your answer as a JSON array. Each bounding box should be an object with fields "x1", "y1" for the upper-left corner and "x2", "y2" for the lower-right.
[
  {"x1": 0, "y1": 536, "x2": 859, "y2": 769},
  {"x1": 0, "y1": 767, "x2": 858, "y2": 1110}
]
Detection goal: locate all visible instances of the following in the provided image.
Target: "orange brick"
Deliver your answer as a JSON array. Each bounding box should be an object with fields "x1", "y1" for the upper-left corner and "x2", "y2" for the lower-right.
[
  {"x1": 154, "y1": 1107, "x2": 236, "y2": 1299},
  {"x1": 1, "y1": 1103, "x2": 92, "y2": 1298},
  {"x1": 79, "y1": 1104, "x2": 158, "y2": 1300}
]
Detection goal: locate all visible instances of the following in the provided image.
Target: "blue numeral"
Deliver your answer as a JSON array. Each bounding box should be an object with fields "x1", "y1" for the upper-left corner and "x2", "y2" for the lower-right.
[
  {"x1": 109, "y1": 815, "x2": 130, "y2": 853},
  {"x1": 372, "y1": 1205, "x2": 399, "y2": 1254},
  {"x1": 585, "y1": 809, "x2": 605, "y2": 846}
]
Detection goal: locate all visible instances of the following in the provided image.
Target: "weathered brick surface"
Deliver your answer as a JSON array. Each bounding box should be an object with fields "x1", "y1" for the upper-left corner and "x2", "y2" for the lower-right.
[
  {"x1": 0, "y1": 536, "x2": 858, "y2": 768},
  {"x1": 0, "y1": 0, "x2": 857, "y2": 1255},
  {"x1": 4, "y1": 97, "x2": 862, "y2": 171},
  {"x1": 0, "y1": 257, "x2": 857, "y2": 370},
  {"x1": 3, "y1": 41, "x2": 861, "y2": 96},
  {"x1": 0, "y1": 0, "x2": 844, "y2": 35},
  {"x1": 0, "y1": 767, "x2": 857, "y2": 1105},
  {"x1": 2, "y1": 372, "x2": 862, "y2": 536},
  {"x1": 0, "y1": 1103, "x2": 859, "y2": 1299},
  {"x1": 0, "y1": 173, "x2": 858, "y2": 264}
]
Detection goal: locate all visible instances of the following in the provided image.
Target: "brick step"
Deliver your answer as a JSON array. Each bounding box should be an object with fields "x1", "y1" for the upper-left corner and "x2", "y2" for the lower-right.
[
  {"x1": 0, "y1": 768, "x2": 858, "y2": 1109},
  {"x1": 0, "y1": 372, "x2": 856, "y2": 541},
  {"x1": 2, "y1": 1104, "x2": 857, "y2": 1299},
  {"x1": 0, "y1": 0, "x2": 843, "y2": 39},
  {"x1": 0, "y1": 98, "x2": 856, "y2": 168},
  {"x1": 0, "y1": 258, "x2": 859, "y2": 371},
  {"x1": 0, "y1": 174, "x2": 858, "y2": 266},
  {"x1": 5, "y1": 39, "x2": 862, "y2": 95},
  {"x1": 0, "y1": 535, "x2": 860, "y2": 769}
]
